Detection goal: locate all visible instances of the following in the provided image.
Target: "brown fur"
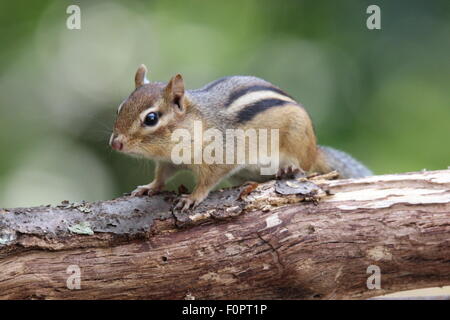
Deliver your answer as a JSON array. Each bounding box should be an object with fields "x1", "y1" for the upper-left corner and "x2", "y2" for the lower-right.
[
  {"x1": 111, "y1": 66, "x2": 331, "y2": 210},
  {"x1": 238, "y1": 104, "x2": 318, "y2": 171}
]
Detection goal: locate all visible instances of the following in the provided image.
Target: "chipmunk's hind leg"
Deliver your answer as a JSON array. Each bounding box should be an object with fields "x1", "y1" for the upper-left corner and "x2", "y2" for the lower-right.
[
  {"x1": 276, "y1": 165, "x2": 306, "y2": 180},
  {"x1": 279, "y1": 104, "x2": 318, "y2": 175}
]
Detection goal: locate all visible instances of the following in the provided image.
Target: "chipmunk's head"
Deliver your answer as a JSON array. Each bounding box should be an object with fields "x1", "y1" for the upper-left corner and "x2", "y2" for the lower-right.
[{"x1": 110, "y1": 64, "x2": 189, "y2": 159}]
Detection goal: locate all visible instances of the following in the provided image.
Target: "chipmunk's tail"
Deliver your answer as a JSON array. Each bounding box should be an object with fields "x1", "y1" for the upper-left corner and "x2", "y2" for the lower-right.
[{"x1": 313, "y1": 145, "x2": 372, "y2": 179}]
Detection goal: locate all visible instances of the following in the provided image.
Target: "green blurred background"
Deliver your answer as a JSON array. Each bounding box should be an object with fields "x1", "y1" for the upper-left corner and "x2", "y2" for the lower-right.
[{"x1": 0, "y1": 0, "x2": 449, "y2": 208}]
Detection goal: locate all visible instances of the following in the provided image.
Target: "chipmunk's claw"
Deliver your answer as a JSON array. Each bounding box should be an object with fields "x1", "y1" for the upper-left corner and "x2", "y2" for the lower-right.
[
  {"x1": 131, "y1": 184, "x2": 161, "y2": 196},
  {"x1": 173, "y1": 195, "x2": 200, "y2": 213},
  {"x1": 276, "y1": 166, "x2": 306, "y2": 180}
]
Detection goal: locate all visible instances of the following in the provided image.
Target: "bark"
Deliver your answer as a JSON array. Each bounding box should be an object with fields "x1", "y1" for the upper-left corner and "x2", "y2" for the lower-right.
[{"x1": 0, "y1": 169, "x2": 449, "y2": 300}]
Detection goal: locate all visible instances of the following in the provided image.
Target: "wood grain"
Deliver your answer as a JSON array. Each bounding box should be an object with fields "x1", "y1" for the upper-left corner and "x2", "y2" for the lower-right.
[{"x1": 0, "y1": 170, "x2": 449, "y2": 299}]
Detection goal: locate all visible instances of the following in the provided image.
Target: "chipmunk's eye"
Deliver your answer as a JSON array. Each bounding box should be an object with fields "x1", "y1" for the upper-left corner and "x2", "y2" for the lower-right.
[{"x1": 144, "y1": 112, "x2": 159, "y2": 126}]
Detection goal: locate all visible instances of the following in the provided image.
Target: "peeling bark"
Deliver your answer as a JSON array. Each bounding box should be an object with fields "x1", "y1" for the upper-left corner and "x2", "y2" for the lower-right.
[{"x1": 0, "y1": 169, "x2": 449, "y2": 300}]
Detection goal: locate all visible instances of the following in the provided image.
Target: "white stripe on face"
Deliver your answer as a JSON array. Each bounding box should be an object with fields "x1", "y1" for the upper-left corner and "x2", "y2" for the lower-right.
[
  {"x1": 226, "y1": 90, "x2": 296, "y2": 114},
  {"x1": 109, "y1": 133, "x2": 115, "y2": 146}
]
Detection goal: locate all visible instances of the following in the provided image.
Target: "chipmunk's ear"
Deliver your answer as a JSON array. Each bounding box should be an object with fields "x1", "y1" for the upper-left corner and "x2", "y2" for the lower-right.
[
  {"x1": 135, "y1": 64, "x2": 150, "y2": 88},
  {"x1": 164, "y1": 74, "x2": 185, "y2": 113}
]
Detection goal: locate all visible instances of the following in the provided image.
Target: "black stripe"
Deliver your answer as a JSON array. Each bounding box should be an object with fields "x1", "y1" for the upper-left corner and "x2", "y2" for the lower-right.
[
  {"x1": 196, "y1": 76, "x2": 232, "y2": 92},
  {"x1": 236, "y1": 98, "x2": 295, "y2": 123},
  {"x1": 226, "y1": 85, "x2": 294, "y2": 108}
]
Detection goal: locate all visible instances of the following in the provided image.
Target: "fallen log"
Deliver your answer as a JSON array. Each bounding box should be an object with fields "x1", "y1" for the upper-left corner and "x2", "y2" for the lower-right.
[{"x1": 0, "y1": 169, "x2": 449, "y2": 299}]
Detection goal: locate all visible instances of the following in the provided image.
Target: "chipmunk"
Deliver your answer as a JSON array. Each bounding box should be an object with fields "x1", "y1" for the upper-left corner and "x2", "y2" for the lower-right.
[{"x1": 110, "y1": 64, "x2": 371, "y2": 211}]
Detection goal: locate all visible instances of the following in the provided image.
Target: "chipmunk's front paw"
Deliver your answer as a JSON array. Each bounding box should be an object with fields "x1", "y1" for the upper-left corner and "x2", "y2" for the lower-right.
[
  {"x1": 172, "y1": 194, "x2": 202, "y2": 213},
  {"x1": 131, "y1": 182, "x2": 162, "y2": 196}
]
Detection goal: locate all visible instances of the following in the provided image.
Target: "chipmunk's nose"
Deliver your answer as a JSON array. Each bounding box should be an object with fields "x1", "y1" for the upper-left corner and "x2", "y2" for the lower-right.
[
  {"x1": 111, "y1": 139, "x2": 123, "y2": 151},
  {"x1": 110, "y1": 134, "x2": 123, "y2": 151}
]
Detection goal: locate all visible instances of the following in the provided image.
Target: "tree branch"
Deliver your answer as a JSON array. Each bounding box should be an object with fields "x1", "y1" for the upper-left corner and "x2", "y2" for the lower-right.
[{"x1": 0, "y1": 169, "x2": 449, "y2": 299}]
